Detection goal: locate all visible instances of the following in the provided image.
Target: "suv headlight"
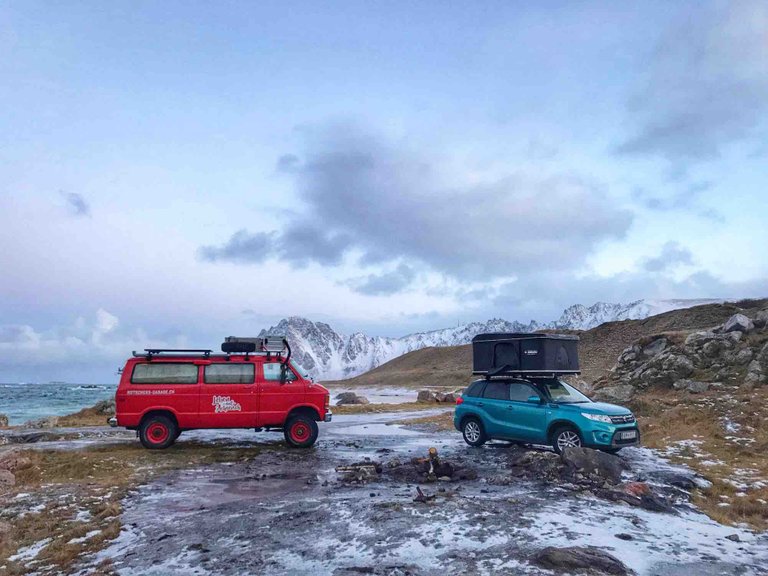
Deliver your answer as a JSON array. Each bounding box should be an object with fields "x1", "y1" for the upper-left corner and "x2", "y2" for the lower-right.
[{"x1": 582, "y1": 413, "x2": 613, "y2": 423}]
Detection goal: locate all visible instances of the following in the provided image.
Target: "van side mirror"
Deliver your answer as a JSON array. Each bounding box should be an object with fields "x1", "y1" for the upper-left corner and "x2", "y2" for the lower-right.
[{"x1": 527, "y1": 395, "x2": 542, "y2": 404}]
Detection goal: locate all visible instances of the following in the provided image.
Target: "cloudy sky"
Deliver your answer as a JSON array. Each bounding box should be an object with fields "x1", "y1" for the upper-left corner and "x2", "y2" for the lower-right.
[{"x1": 1, "y1": 1, "x2": 767, "y2": 381}]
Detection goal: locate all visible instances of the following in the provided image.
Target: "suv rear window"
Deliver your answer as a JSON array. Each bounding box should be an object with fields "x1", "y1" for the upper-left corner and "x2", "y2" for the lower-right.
[
  {"x1": 204, "y1": 363, "x2": 255, "y2": 384},
  {"x1": 483, "y1": 381, "x2": 510, "y2": 400},
  {"x1": 464, "y1": 381, "x2": 486, "y2": 397},
  {"x1": 131, "y1": 363, "x2": 198, "y2": 384}
]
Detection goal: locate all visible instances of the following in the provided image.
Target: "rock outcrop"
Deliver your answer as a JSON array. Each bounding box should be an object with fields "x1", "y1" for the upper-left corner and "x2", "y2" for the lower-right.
[
  {"x1": 532, "y1": 546, "x2": 631, "y2": 575},
  {"x1": 595, "y1": 310, "x2": 768, "y2": 400},
  {"x1": 0, "y1": 414, "x2": 8, "y2": 428},
  {"x1": 335, "y1": 392, "x2": 370, "y2": 405}
]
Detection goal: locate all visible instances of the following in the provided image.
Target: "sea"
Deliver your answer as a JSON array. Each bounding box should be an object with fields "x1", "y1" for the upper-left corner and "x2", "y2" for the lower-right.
[{"x1": 0, "y1": 382, "x2": 117, "y2": 425}]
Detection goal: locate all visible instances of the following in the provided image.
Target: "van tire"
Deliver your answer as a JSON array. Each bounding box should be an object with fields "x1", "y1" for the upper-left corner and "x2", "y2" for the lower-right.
[
  {"x1": 551, "y1": 425, "x2": 582, "y2": 455},
  {"x1": 139, "y1": 415, "x2": 178, "y2": 450},
  {"x1": 284, "y1": 414, "x2": 318, "y2": 448},
  {"x1": 462, "y1": 417, "x2": 486, "y2": 447}
]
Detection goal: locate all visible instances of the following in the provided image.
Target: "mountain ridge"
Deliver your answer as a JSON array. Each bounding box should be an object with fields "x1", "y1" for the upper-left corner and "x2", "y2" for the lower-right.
[{"x1": 258, "y1": 298, "x2": 725, "y2": 380}]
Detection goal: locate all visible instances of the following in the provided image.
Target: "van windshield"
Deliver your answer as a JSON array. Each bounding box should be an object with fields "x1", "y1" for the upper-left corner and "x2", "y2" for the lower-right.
[
  {"x1": 543, "y1": 379, "x2": 591, "y2": 404},
  {"x1": 291, "y1": 361, "x2": 311, "y2": 379}
]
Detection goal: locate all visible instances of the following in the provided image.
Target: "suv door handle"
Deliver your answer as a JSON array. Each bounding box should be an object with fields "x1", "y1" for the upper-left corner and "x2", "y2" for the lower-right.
[
  {"x1": 476, "y1": 402, "x2": 484, "y2": 407},
  {"x1": 506, "y1": 405, "x2": 514, "y2": 410}
]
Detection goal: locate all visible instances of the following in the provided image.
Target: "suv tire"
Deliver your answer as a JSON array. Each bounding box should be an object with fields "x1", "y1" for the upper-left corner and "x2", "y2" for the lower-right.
[
  {"x1": 139, "y1": 414, "x2": 178, "y2": 450},
  {"x1": 284, "y1": 414, "x2": 319, "y2": 448},
  {"x1": 551, "y1": 425, "x2": 582, "y2": 455},
  {"x1": 462, "y1": 417, "x2": 487, "y2": 447}
]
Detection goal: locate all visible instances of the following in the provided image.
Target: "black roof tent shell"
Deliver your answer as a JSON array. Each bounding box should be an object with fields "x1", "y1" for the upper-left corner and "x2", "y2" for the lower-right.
[{"x1": 471, "y1": 332, "x2": 580, "y2": 377}]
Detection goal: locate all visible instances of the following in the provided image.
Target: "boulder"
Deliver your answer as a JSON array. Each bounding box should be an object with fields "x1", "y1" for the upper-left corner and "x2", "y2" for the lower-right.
[
  {"x1": 734, "y1": 349, "x2": 754, "y2": 365},
  {"x1": 91, "y1": 399, "x2": 116, "y2": 414},
  {"x1": 0, "y1": 414, "x2": 8, "y2": 428},
  {"x1": 754, "y1": 310, "x2": 768, "y2": 330},
  {"x1": 335, "y1": 392, "x2": 370, "y2": 405},
  {"x1": 434, "y1": 392, "x2": 456, "y2": 403},
  {"x1": 642, "y1": 338, "x2": 668, "y2": 357},
  {"x1": 417, "y1": 390, "x2": 437, "y2": 403},
  {"x1": 22, "y1": 416, "x2": 60, "y2": 429},
  {"x1": 561, "y1": 447, "x2": 626, "y2": 485},
  {"x1": 723, "y1": 313, "x2": 754, "y2": 334},
  {"x1": 672, "y1": 379, "x2": 710, "y2": 394},
  {"x1": 532, "y1": 546, "x2": 630, "y2": 575},
  {"x1": 593, "y1": 385, "x2": 635, "y2": 403}
]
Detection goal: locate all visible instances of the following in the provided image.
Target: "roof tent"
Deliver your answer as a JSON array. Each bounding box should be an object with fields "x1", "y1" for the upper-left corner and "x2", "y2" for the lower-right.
[{"x1": 471, "y1": 333, "x2": 580, "y2": 377}]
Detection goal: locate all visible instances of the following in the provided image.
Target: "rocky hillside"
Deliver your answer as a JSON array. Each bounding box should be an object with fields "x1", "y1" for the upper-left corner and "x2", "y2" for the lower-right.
[
  {"x1": 262, "y1": 298, "x2": 725, "y2": 380},
  {"x1": 594, "y1": 304, "x2": 768, "y2": 402},
  {"x1": 325, "y1": 299, "x2": 767, "y2": 389}
]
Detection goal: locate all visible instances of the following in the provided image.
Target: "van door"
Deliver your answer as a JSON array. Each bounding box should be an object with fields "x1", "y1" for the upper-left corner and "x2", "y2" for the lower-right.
[
  {"x1": 257, "y1": 361, "x2": 304, "y2": 427},
  {"x1": 198, "y1": 361, "x2": 258, "y2": 428}
]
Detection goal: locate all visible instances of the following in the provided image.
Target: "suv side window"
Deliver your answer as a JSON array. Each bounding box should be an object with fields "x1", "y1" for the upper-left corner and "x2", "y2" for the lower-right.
[
  {"x1": 131, "y1": 363, "x2": 198, "y2": 384},
  {"x1": 465, "y1": 381, "x2": 486, "y2": 397},
  {"x1": 483, "y1": 381, "x2": 510, "y2": 400},
  {"x1": 204, "y1": 363, "x2": 255, "y2": 384},
  {"x1": 509, "y1": 383, "x2": 540, "y2": 402},
  {"x1": 263, "y1": 362, "x2": 297, "y2": 382}
]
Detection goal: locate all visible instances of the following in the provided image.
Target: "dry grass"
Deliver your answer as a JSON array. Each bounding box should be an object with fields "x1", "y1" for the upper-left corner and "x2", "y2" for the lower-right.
[
  {"x1": 632, "y1": 388, "x2": 768, "y2": 530},
  {"x1": 1, "y1": 442, "x2": 266, "y2": 574},
  {"x1": 394, "y1": 411, "x2": 455, "y2": 432},
  {"x1": 333, "y1": 401, "x2": 454, "y2": 415},
  {"x1": 57, "y1": 407, "x2": 111, "y2": 427}
]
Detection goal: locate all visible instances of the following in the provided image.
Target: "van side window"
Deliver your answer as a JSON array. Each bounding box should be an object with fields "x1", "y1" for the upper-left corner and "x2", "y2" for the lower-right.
[
  {"x1": 263, "y1": 362, "x2": 296, "y2": 382},
  {"x1": 204, "y1": 364, "x2": 254, "y2": 384},
  {"x1": 131, "y1": 363, "x2": 198, "y2": 384},
  {"x1": 482, "y1": 381, "x2": 509, "y2": 400},
  {"x1": 509, "y1": 383, "x2": 540, "y2": 402}
]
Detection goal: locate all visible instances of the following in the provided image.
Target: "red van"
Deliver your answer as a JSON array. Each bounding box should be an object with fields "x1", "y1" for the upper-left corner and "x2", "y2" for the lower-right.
[{"x1": 109, "y1": 337, "x2": 331, "y2": 449}]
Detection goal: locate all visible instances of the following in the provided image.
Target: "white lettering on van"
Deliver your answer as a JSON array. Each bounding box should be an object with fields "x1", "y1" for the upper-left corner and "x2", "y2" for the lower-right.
[{"x1": 213, "y1": 396, "x2": 242, "y2": 413}]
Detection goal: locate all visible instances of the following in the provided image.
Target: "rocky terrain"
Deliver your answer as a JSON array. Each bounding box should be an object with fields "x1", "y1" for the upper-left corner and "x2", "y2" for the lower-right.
[
  {"x1": 260, "y1": 299, "x2": 722, "y2": 380},
  {"x1": 2, "y1": 415, "x2": 766, "y2": 576}
]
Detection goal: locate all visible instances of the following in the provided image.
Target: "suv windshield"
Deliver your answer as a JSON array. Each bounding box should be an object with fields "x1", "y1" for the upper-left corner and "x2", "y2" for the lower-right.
[{"x1": 542, "y1": 379, "x2": 591, "y2": 404}]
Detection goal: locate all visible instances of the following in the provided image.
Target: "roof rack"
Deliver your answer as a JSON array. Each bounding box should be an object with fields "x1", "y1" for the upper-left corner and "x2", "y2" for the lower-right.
[{"x1": 132, "y1": 348, "x2": 212, "y2": 359}]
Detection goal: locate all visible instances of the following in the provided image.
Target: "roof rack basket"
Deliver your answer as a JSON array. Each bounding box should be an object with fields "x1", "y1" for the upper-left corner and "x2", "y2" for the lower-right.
[{"x1": 132, "y1": 348, "x2": 213, "y2": 359}]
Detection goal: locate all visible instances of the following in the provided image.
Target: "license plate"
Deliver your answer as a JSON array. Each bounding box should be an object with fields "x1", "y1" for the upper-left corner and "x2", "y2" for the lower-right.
[{"x1": 620, "y1": 430, "x2": 637, "y2": 440}]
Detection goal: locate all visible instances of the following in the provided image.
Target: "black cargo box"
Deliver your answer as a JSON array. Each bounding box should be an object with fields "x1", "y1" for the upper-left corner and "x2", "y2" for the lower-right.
[{"x1": 472, "y1": 333, "x2": 580, "y2": 376}]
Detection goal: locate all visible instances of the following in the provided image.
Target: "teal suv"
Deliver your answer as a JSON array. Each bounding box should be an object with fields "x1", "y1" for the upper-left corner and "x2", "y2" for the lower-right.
[{"x1": 454, "y1": 378, "x2": 639, "y2": 453}]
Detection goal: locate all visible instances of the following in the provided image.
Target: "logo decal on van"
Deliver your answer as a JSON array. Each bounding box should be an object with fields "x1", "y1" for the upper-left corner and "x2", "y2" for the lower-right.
[{"x1": 213, "y1": 395, "x2": 242, "y2": 413}]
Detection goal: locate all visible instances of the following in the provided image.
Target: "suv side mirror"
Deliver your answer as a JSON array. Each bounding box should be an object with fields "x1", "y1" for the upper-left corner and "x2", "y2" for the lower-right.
[{"x1": 527, "y1": 395, "x2": 542, "y2": 404}]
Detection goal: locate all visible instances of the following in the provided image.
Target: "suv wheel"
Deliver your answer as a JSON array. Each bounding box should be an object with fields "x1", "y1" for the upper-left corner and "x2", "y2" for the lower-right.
[
  {"x1": 139, "y1": 415, "x2": 178, "y2": 450},
  {"x1": 552, "y1": 426, "x2": 582, "y2": 455},
  {"x1": 462, "y1": 417, "x2": 486, "y2": 447},
  {"x1": 284, "y1": 414, "x2": 319, "y2": 448}
]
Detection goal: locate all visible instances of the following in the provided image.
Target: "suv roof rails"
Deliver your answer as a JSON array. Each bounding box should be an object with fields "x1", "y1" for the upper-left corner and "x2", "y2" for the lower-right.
[{"x1": 132, "y1": 348, "x2": 213, "y2": 359}]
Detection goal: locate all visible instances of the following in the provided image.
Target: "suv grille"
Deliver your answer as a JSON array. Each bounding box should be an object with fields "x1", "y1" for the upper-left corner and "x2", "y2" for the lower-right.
[{"x1": 611, "y1": 414, "x2": 635, "y2": 424}]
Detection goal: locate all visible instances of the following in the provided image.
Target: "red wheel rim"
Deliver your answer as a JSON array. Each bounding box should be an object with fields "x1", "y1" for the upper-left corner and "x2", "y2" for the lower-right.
[
  {"x1": 147, "y1": 422, "x2": 169, "y2": 444},
  {"x1": 290, "y1": 421, "x2": 309, "y2": 443}
]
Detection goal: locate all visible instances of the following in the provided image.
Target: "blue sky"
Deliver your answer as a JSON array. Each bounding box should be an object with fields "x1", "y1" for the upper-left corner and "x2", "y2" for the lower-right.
[{"x1": 1, "y1": 1, "x2": 766, "y2": 381}]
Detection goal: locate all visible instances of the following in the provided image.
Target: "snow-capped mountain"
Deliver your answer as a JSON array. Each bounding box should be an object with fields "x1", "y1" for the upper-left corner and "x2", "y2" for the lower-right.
[{"x1": 259, "y1": 298, "x2": 725, "y2": 381}]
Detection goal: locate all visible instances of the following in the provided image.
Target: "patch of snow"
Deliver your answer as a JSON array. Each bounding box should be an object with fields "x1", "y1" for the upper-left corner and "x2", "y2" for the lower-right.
[
  {"x1": 67, "y1": 530, "x2": 101, "y2": 545},
  {"x1": 9, "y1": 538, "x2": 52, "y2": 562}
]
